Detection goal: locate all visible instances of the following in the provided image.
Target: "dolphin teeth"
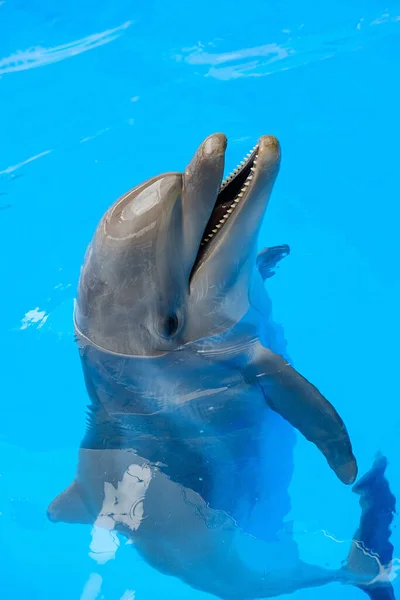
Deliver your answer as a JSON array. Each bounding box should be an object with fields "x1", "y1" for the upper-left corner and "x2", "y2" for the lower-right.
[
  {"x1": 201, "y1": 142, "x2": 260, "y2": 245},
  {"x1": 219, "y1": 144, "x2": 259, "y2": 189}
]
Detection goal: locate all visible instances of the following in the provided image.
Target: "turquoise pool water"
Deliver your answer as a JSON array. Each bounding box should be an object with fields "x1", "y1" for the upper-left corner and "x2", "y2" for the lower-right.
[{"x1": 1, "y1": 1, "x2": 400, "y2": 599}]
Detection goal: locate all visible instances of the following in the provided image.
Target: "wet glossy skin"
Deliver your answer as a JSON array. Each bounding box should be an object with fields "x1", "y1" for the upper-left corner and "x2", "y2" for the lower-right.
[
  {"x1": 47, "y1": 134, "x2": 394, "y2": 600},
  {"x1": 74, "y1": 134, "x2": 282, "y2": 356}
]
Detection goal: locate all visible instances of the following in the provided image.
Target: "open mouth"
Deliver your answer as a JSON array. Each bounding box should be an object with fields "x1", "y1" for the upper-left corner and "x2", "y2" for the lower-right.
[{"x1": 190, "y1": 144, "x2": 259, "y2": 276}]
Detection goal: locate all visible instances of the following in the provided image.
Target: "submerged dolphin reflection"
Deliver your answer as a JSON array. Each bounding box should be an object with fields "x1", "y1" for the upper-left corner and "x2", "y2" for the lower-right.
[{"x1": 48, "y1": 133, "x2": 396, "y2": 599}]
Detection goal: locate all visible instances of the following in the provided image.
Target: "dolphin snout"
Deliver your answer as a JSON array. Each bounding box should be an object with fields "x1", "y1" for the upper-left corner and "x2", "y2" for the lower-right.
[{"x1": 201, "y1": 133, "x2": 227, "y2": 159}]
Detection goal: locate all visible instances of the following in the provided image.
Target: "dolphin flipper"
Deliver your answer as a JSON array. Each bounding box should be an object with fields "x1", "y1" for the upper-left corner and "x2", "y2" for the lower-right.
[
  {"x1": 276, "y1": 454, "x2": 396, "y2": 598},
  {"x1": 256, "y1": 245, "x2": 290, "y2": 280},
  {"x1": 362, "y1": 590, "x2": 396, "y2": 600},
  {"x1": 245, "y1": 344, "x2": 358, "y2": 484},
  {"x1": 346, "y1": 453, "x2": 396, "y2": 600},
  {"x1": 47, "y1": 480, "x2": 93, "y2": 524}
]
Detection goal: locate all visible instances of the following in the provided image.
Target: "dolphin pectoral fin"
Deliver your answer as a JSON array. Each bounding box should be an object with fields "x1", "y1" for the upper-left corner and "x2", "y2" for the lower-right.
[
  {"x1": 246, "y1": 345, "x2": 358, "y2": 484},
  {"x1": 47, "y1": 481, "x2": 93, "y2": 524},
  {"x1": 256, "y1": 244, "x2": 290, "y2": 280}
]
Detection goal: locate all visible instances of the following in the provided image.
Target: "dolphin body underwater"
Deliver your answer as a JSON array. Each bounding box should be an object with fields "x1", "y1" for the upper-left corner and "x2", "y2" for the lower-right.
[{"x1": 48, "y1": 134, "x2": 396, "y2": 599}]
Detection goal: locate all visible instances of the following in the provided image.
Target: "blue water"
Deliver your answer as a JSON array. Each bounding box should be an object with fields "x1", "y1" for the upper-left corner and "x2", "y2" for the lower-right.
[{"x1": 1, "y1": 1, "x2": 400, "y2": 598}]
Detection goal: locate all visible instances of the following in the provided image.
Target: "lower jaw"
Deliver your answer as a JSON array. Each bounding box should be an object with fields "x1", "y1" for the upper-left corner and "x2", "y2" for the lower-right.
[{"x1": 190, "y1": 146, "x2": 259, "y2": 277}]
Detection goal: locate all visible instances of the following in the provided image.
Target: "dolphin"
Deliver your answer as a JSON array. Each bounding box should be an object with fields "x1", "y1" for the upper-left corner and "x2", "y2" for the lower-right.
[{"x1": 48, "y1": 133, "x2": 396, "y2": 599}]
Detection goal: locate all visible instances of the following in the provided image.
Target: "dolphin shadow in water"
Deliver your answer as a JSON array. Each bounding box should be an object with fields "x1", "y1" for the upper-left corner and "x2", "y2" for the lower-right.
[{"x1": 48, "y1": 133, "x2": 396, "y2": 599}]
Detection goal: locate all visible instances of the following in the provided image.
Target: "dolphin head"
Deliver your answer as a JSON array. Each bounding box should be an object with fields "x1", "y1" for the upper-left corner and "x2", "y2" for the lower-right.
[{"x1": 75, "y1": 133, "x2": 281, "y2": 355}]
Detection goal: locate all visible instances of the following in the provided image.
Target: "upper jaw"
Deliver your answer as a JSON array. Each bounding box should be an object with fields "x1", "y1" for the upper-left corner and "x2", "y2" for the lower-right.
[
  {"x1": 181, "y1": 133, "x2": 227, "y2": 279},
  {"x1": 188, "y1": 134, "x2": 281, "y2": 282}
]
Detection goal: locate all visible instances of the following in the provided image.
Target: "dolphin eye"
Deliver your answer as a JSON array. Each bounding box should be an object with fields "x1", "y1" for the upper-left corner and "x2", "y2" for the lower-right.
[{"x1": 160, "y1": 314, "x2": 180, "y2": 338}]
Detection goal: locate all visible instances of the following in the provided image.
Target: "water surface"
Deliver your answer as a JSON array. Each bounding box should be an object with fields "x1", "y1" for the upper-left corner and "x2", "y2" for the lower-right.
[{"x1": 1, "y1": 1, "x2": 399, "y2": 598}]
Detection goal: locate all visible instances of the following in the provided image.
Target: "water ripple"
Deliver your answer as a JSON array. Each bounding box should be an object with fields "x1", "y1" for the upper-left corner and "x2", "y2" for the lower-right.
[
  {"x1": 0, "y1": 149, "x2": 53, "y2": 176},
  {"x1": 0, "y1": 20, "x2": 133, "y2": 77},
  {"x1": 176, "y1": 11, "x2": 400, "y2": 80}
]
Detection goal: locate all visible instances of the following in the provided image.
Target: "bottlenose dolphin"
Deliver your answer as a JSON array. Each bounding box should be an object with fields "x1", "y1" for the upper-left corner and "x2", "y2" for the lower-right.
[{"x1": 48, "y1": 134, "x2": 396, "y2": 599}]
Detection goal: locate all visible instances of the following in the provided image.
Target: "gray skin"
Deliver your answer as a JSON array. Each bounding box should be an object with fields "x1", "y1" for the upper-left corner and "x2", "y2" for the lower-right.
[{"x1": 48, "y1": 134, "x2": 394, "y2": 599}]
